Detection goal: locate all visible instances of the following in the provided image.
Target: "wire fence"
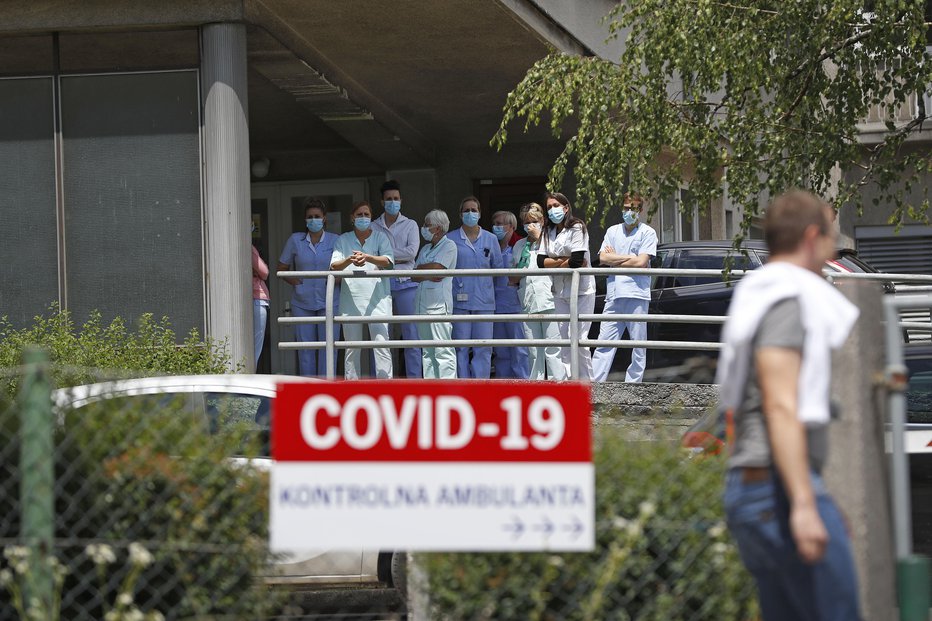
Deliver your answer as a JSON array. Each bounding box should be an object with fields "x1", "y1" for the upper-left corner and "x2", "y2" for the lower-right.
[{"x1": 1, "y1": 352, "x2": 760, "y2": 620}]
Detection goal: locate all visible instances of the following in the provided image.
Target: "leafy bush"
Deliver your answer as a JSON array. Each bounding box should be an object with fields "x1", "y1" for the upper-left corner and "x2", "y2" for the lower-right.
[
  {"x1": 421, "y1": 431, "x2": 758, "y2": 621},
  {"x1": 0, "y1": 304, "x2": 233, "y2": 397}
]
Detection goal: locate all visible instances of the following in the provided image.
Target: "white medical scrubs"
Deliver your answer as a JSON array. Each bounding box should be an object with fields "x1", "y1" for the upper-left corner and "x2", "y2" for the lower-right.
[
  {"x1": 543, "y1": 223, "x2": 596, "y2": 380},
  {"x1": 414, "y1": 236, "x2": 458, "y2": 379},
  {"x1": 372, "y1": 213, "x2": 421, "y2": 378},
  {"x1": 591, "y1": 221, "x2": 658, "y2": 383},
  {"x1": 278, "y1": 231, "x2": 341, "y2": 376},
  {"x1": 445, "y1": 227, "x2": 503, "y2": 378},
  {"x1": 493, "y1": 243, "x2": 530, "y2": 379},
  {"x1": 513, "y1": 237, "x2": 566, "y2": 381},
  {"x1": 330, "y1": 229, "x2": 395, "y2": 379}
]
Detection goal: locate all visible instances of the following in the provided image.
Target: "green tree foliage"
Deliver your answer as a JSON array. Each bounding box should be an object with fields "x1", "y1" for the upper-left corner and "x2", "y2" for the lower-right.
[{"x1": 494, "y1": 0, "x2": 932, "y2": 233}]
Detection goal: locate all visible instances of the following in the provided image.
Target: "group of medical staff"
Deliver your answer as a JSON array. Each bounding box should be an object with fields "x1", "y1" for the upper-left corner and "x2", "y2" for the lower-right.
[{"x1": 274, "y1": 180, "x2": 634, "y2": 381}]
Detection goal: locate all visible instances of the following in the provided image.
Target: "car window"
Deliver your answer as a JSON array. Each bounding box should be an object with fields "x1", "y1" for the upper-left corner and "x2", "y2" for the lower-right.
[
  {"x1": 651, "y1": 249, "x2": 674, "y2": 289},
  {"x1": 66, "y1": 390, "x2": 271, "y2": 456},
  {"x1": 672, "y1": 250, "x2": 755, "y2": 287}
]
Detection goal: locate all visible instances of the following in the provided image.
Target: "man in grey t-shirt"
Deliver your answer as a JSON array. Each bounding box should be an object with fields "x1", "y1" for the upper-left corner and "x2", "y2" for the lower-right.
[{"x1": 719, "y1": 191, "x2": 861, "y2": 620}]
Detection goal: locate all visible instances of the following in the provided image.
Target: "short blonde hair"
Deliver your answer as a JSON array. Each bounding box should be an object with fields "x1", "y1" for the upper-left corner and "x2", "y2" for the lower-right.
[
  {"x1": 521, "y1": 202, "x2": 544, "y2": 223},
  {"x1": 492, "y1": 210, "x2": 517, "y2": 229}
]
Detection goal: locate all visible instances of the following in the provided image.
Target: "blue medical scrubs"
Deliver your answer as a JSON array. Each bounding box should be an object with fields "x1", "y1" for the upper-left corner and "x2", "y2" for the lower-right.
[
  {"x1": 278, "y1": 231, "x2": 340, "y2": 376},
  {"x1": 445, "y1": 227, "x2": 502, "y2": 378}
]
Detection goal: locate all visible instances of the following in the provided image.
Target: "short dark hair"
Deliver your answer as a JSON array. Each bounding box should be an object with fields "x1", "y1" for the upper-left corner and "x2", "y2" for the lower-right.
[
  {"x1": 303, "y1": 196, "x2": 327, "y2": 216},
  {"x1": 764, "y1": 190, "x2": 831, "y2": 255},
  {"x1": 380, "y1": 179, "x2": 401, "y2": 196}
]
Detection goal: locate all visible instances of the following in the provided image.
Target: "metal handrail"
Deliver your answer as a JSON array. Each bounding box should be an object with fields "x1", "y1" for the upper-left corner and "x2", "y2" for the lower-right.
[{"x1": 276, "y1": 266, "x2": 932, "y2": 380}]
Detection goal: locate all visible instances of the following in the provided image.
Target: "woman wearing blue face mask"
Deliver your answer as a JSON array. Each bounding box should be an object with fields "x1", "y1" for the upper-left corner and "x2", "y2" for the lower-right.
[
  {"x1": 330, "y1": 200, "x2": 395, "y2": 379},
  {"x1": 491, "y1": 210, "x2": 529, "y2": 379},
  {"x1": 413, "y1": 209, "x2": 458, "y2": 379},
  {"x1": 278, "y1": 197, "x2": 341, "y2": 376},
  {"x1": 539, "y1": 191, "x2": 596, "y2": 380},
  {"x1": 445, "y1": 196, "x2": 503, "y2": 378}
]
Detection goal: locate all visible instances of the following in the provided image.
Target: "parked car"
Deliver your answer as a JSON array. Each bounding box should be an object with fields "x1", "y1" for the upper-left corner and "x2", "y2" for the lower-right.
[
  {"x1": 52, "y1": 374, "x2": 405, "y2": 590},
  {"x1": 591, "y1": 241, "x2": 888, "y2": 382}
]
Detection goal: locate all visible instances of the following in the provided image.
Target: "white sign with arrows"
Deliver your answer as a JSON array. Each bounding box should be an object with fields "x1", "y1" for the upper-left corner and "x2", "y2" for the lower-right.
[{"x1": 271, "y1": 381, "x2": 594, "y2": 552}]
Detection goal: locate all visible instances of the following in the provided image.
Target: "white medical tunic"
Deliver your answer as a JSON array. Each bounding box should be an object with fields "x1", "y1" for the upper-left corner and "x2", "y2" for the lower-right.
[{"x1": 330, "y1": 230, "x2": 395, "y2": 316}]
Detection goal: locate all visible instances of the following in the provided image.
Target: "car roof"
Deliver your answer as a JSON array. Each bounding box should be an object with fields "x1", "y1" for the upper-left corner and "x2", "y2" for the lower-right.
[
  {"x1": 52, "y1": 374, "x2": 320, "y2": 408},
  {"x1": 657, "y1": 240, "x2": 769, "y2": 250}
]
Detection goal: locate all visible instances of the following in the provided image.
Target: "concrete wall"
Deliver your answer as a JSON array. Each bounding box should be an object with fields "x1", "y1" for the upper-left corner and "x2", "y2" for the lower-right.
[{"x1": 591, "y1": 383, "x2": 717, "y2": 439}]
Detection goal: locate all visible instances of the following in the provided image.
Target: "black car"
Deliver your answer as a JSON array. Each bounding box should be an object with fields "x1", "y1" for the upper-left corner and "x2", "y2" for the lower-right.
[{"x1": 590, "y1": 241, "x2": 885, "y2": 382}]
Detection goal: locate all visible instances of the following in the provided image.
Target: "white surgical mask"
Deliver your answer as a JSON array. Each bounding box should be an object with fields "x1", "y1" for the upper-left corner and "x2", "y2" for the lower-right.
[
  {"x1": 306, "y1": 217, "x2": 324, "y2": 233},
  {"x1": 524, "y1": 222, "x2": 541, "y2": 235},
  {"x1": 384, "y1": 199, "x2": 401, "y2": 216},
  {"x1": 421, "y1": 226, "x2": 434, "y2": 242}
]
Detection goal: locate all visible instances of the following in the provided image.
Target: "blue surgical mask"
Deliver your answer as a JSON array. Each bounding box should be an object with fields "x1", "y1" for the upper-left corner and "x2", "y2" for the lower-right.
[
  {"x1": 548, "y1": 206, "x2": 566, "y2": 224},
  {"x1": 354, "y1": 217, "x2": 371, "y2": 231},
  {"x1": 462, "y1": 212, "x2": 480, "y2": 227},
  {"x1": 492, "y1": 225, "x2": 507, "y2": 241},
  {"x1": 384, "y1": 199, "x2": 401, "y2": 216},
  {"x1": 524, "y1": 222, "x2": 541, "y2": 235},
  {"x1": 421, "y1": 226, "x2": 434, "y2": 242},
  {"x1": 623, "y1": 210, "x2": 639, "y2": 227},
  {"x1": 306, "y1": 217, "x2": 324, "y2": 233}
]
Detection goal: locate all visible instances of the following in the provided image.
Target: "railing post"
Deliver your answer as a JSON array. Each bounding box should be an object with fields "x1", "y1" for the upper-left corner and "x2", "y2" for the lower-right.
[
  {"x1": 325, "y1": 274, "x2": 336, "y2": 380},
  {"x1": 18, "y1": 346, "x2": 55, "y2": 614},
  {"x1": 569, "y1": 270, "x2": 580, "y2": 380}
]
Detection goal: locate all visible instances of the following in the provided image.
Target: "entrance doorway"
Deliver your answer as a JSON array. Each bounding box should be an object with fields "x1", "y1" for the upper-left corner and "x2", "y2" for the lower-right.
[{"x1": 251, "y1": 179, "x2": 367, "y2": 375}]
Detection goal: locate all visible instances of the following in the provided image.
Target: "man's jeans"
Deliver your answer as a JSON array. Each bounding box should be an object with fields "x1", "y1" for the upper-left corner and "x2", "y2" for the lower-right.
[{"x1": 724, "y1": 469, "x2": 861, "y2": 621}]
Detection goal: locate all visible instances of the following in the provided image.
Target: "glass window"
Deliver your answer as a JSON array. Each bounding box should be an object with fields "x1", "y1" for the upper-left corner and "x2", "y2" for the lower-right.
[
  {"x1": 61, "y1": 71, "x2": 203, "y2": 334},
  {"x1": 0, "y1": 77, "x2": 58, "y2": 327},
  {"x1": 660, "y1": 197, "x2": 677, "y2": 243}
]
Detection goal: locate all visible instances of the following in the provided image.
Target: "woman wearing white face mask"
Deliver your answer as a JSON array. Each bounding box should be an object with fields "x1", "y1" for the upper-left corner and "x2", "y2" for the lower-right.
[
  {"x1": 539, "y1": 192, "x2": 596, "y2": 380},
  {"x1": 278, "y1": 197, "x2": 341, "y2": 376},
  {"x1": 412, "y1": 210, "x2": 458, "y2": 379},
  {"x1": 330, "y1": 200, "x2": 395, "y2": 379},
  {"x1": 511, "y1": 203, "x2": 566, "y2": 381}
]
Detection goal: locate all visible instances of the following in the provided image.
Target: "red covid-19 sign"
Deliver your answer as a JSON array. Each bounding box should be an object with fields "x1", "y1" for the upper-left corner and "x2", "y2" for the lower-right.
[{"x1": 273, "y1": 380, "x2": 590, "y2": 462}]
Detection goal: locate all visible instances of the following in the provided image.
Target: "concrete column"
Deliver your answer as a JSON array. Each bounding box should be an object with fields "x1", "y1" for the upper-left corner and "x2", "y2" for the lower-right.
[
  {"x1": 825, "y1": 280, "x2": 895, "y2": 620},
  {"x1": 201, "y1": 23, "x2": 253, "y2": 370}
]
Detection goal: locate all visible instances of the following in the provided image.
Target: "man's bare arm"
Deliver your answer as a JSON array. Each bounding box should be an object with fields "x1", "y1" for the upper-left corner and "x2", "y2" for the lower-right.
[{"x1": 756, "y1": 346, "x2": 828, "y2": 563}]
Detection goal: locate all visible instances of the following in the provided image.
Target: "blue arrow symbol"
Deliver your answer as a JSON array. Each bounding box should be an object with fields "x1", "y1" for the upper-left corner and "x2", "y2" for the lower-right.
[
  {"x1": 502, "y1": 516, "x2": 525, "y2": 539},
  {"x1": 534, "y1": 516, "x2": 554, "y2": 535},
  {"x1": 562, "y1": 516, "x2": 584, "y2": 539}
]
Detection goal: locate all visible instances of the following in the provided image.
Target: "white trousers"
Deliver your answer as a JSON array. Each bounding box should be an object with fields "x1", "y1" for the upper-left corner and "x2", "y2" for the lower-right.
[
  {"x1": 342, "y1": 321, "x2": 392, "y2": 379},
  {"x1": 554, "y1": 294, "x2": 594, "y2": 381},
  {"x1": 522, "y1": 310, "x2": 566, "y2": 381},
  {"x1": 591, "y1": 297, "x2": 648, "y2": 383},
  {"x1": 418, "y1": 315, "x2": 456, "y2": 379}
]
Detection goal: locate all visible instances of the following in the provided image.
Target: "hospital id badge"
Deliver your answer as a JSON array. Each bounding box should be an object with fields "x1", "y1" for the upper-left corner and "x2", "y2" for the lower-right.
[{"x1": 456, "y1": 293, "x2": 469, "y2": 302}]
